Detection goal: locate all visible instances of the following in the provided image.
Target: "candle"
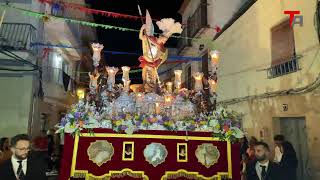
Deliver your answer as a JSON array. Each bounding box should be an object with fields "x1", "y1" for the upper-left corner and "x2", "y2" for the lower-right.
[
  {"x1": 166, "y1": 82, "x2": 173, "y2": 93},
  {"x1": 106, "y1": 67, "x2": 119, "y2": 90},
  {"x1": 155, "y1": 103, "x2": 160, "y2": 114},
  {"x1": 208, "y1": 79, "x2": 217, "y2": 95},
  {"x1": 91, "y1": 43, "x2": 104, "y2": 67},
  {"x1": 121, "y1": 66, "x2": 130, "y2": 82},
  {"x1": 174, "y1": 70, "x2": 182, "y2": 91},
  {"x1": 210, "y1": 50, "x2": 219, "y2": 72},
  {"x1": 193, "y1": 72, "x2": 204, "y2": 92},
  {"x1": 123, "y1": 80, "x2": 131, "y2": 92}
]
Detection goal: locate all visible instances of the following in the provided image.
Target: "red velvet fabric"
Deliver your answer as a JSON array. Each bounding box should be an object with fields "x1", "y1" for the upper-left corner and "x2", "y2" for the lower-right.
[{"x1": 59, "y1": 129, "x2": 240, "y2": 180}]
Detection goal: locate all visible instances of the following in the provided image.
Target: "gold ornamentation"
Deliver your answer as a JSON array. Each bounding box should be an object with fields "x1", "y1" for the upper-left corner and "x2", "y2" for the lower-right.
[
  {"x1": 87, "y1": 140, "x2": 114, "y2": 166},
  {"x1": 195, "y1": 143, "x2": 220, "y2": 168},
  {"x1": 122, "y1": 141, "x2": 134, "y2": 161},
  {"x1": 162, "y1": 169, "x2": 228, "y2": 180},
  {"x1": 177, "y1": 143, "x2": 188, "y2": 162}
]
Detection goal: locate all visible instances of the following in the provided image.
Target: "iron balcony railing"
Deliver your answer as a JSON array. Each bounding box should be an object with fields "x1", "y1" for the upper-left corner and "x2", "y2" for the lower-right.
[
  {"x1": 0, "y1": 23, "x2": 37, "y2": 52},
  {"x1": 188, "y1": 1, "x2": 208, "y2": 38},
  {"x1": 267, "y1": 55, "x2": 302, "y2": 78}
]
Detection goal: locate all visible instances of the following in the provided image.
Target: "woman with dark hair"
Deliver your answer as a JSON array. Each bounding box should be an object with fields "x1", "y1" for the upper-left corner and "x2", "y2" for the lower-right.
[
  {"x1": 278, "y1": 141, "x2": 298, "y2": 180},
  {"x1": 246, "y1": 136, "x2": 257, "y2": 162},
  {"x1": 0, "y1": 137, "x2": 12, "y2": 165}
]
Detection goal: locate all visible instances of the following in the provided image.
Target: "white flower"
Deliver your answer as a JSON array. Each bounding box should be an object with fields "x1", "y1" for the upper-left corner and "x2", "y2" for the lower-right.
[
  {"x1": 100, "y1": 120, "x2": 112, "y2": 129},
  {"x1": 230, "y1": 127, "x2": 244, "y2": 138},
  {"x1": 208, "y1": 119, "x2": 219, "y2": 127},
  {"x1": 156, "y1": 115, "x2": 162, "y2": 120},
  {"x1": 64, "y1": 122, "x2": 76, "y2": 133}
]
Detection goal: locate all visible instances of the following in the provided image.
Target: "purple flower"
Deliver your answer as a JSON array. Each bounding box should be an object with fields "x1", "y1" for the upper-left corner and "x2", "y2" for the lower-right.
[
  {"x1": 224, "y1": 119, "x2": 232, "y2": 126},
  {"x1": 120, "y1": 114, "x2": 126, "y2": 119},
  {"x1": 188, "y1": 124, "x2": 196, "y2": 130},
  {"x1": 195, "y1": 117, "x2": 202, "y2": 122},
  {"x1": 74, "y1": 112, "x2": 81, "y2": 119},
  {"x1": 235, "y1": 123, "x2": 241, "y2": 128},
  {"x1": 135, "y1": 121, "x2": 141, "y2": 126},
  {"x1": 121, "y1": 125, "x2": 127, "y2": 130},
  {"x1": 60, "y1": 118, "x2": 68, "y2": 126},
  {"x1": 162, "y1": 116, "x2": 170, "y2": 122},
  {"x1": 157, "y1": 120, "x2": 164, "y2": 125}
]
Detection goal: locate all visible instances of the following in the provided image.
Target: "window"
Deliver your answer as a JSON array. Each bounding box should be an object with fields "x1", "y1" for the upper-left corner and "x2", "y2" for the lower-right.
[
  {"x1": 268, "y1": 19, "x2": 299, "y2": 78},
  {"x1": 271, "y1": 20, "x2": 295, "y2": 65}
]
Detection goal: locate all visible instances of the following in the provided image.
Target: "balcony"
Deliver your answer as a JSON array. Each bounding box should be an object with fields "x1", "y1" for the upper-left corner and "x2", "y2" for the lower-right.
[
  {"x1": 267, "y1": 55, "x2": 301, "y2": 78},
  {"x1": 0, "y1": 23, "x2": 37, "y2": 53},
  {"x1": 187, "y1": 1, "x2": 208, "y2": 38}
]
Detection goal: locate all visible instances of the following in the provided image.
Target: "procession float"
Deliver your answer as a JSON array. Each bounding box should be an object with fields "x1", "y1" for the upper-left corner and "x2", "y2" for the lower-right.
[{"x1": 57, "y1": 9, "x2": 243, "y2": 180}]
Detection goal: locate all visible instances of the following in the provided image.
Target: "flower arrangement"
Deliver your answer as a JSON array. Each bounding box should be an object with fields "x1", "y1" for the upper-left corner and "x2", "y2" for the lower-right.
[{"x1": 56, "y1": 101, "x2": 244, "y2": 142}]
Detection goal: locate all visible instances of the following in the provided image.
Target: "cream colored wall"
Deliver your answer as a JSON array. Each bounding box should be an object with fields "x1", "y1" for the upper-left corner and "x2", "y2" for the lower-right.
[
  {"x1": 214, "y1": 0, "x2": 320, "y2": 179},
  {"x1": 216, "y1": 0, "x2": 319, "y2": 101}
]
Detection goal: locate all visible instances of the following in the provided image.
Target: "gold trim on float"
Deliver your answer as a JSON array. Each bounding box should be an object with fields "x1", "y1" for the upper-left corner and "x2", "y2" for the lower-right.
[
  {"x1": 70, "y1": 133, "x2": 233, "y2": 179},
  {"x1": 73, "y1": 168, "x2": 149, "y2": 180},
  {"x1": 161, "y1": 169, "x2": 229, "y2": 180},
  {"x1": 177, "y1": 143, "x2": 188, "y2": 162},
  {"x1": 122, "y1": 141, "x2": 134, "y2": 161}
]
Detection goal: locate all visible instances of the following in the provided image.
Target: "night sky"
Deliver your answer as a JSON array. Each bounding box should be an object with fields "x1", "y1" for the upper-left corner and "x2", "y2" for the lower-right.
[{"x1": 87, "y1": 0, "x2": 183, "y2": 83}]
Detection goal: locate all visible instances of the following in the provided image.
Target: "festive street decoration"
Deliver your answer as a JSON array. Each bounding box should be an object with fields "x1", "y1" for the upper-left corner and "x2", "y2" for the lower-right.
[{"x1": 1, "y1": 4, "x2": 218, "y2": 44}]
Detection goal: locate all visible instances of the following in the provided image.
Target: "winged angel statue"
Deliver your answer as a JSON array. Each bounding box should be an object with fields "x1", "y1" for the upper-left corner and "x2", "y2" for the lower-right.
[{"x1": 139, "y1": 10, "x2": 182, "y2": 92}]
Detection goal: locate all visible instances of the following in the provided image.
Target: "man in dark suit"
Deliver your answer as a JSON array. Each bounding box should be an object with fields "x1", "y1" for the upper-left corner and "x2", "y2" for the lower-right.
[
  {"x1": 246, "y1": 141, "x2": 282, "y2": 180},
  {"x1": 0, "y1": 134, "x2": 47, "y2": 180}
]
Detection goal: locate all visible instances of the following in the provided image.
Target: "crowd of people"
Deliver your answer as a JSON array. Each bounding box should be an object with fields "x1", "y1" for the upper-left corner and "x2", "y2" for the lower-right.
[{"x1": 240, "y1": 134, "x2": 298, "y2": 180}]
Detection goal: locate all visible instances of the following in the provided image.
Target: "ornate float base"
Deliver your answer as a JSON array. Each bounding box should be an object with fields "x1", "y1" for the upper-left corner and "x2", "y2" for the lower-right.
[{"x1": 59, "y1": 129, "x2": 240, "y2": 180}]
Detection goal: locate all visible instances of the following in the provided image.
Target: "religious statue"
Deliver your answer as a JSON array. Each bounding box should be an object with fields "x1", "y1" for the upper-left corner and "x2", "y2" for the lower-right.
[
  {"x1": 139, "y1": 10, "x2": 182, "y2": 92},
  {"x1": 88, "y1": 69, "x2": 100, "y2": 94}
]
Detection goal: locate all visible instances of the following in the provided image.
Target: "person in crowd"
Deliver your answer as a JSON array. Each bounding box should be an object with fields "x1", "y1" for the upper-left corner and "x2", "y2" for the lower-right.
[
  {"x1": 273, "y1": 134, "x2": 296, "y2": 163},
  {"x1": 246, "y1": 136, "x2": 257, "y2": 162},
  {"x1": 246, "y1": 141, "x2": 283, "y2": 180},
  {"x1": 47, "y1": 129, "x2": 55, "y2": 172},
  {"x1": 0, "y1": 134, "x2": 47, "y2": 180},
  {"x1": 240, "y1": 136, "x2": 249, "y2": 180},
  {"x1": 0, "y1": 137, "x2": 12, "y2": 165},
  {"x1": 276, "y1": 141, "x2": 298, "y2": 180}
]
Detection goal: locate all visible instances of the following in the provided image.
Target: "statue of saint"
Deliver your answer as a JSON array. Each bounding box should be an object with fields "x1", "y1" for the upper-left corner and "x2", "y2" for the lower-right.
[{"x1": 139, "y1": 10, "x2": 182, "y2": 92}]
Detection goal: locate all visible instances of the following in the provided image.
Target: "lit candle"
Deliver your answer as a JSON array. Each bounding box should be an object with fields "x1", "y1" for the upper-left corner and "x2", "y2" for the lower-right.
[
  {"x1": 121, "y1": 66, "x2": 130, "y2": 82},
  {"x1": 91, "y1": 43, "x2": 104, "y2": 67},
  {"x1": 164, "y1": 94, "x2": 172, "y2": 105},
  {"x1": 193, "y1": 72, "x2": 204, "y2": 92},
  {"x1": 210, "y1": 50, "x2": 219, "y2": 72},
  {"x1": 174, "y1": 70, "x2": 182, "y2": 91},
  {"x1": 208, "y1": 79, "x2": 217, "y2": 95},
  {"x1": 166, "y1": 82, "x2": 173, "y2": 93},
  {"x1": 106, "y1": 67, "x2": 119, "y2": 90},
  {"x1": 76, "y1": 89, "x2": 85, "y2": 99}
]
